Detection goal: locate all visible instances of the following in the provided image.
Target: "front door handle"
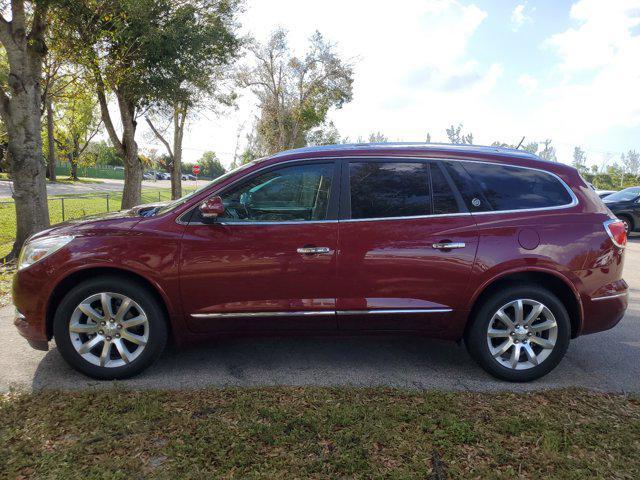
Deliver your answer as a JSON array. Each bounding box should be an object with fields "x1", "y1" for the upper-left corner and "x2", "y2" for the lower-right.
[
  {"x1": 297, "y1": 246, "x2": 332, "y2": 255},
  {"x1": 432, "y1": 242, "x2": 466, "y2": 250}
]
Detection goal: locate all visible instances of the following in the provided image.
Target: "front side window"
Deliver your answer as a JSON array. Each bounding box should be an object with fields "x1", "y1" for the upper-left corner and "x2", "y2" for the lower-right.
[
  {"x1": 349, "y1": 162, "x2": 431, "y2": 219},
  {"x1": 217, "y1": 163, "x2": 334, "y2": 222}
]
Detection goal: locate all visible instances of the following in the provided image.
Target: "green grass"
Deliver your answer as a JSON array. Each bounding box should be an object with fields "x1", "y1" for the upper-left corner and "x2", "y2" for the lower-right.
[
  {"x1": 0, "y1": 187, "x2": 195, "y2": 259},
  {"x1": 0, "y1": 173, "x2": 103, "y2": 185},
  {"x1": 1, "y1": 388, "x2": 639, "y2": 479}
]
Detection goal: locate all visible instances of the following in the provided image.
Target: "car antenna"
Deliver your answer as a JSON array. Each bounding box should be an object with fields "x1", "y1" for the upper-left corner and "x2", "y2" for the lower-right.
[{"x1": 515, "y1": 136, "x2": 525, "y2": 149}]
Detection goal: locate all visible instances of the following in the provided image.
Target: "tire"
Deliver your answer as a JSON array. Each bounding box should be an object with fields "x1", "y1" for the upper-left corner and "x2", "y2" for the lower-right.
[
  {"x1": 465, "y1": 285, "x2": 571, "y2": 382},
  {"x1": 53, "y1": 276, "x2": 168, "y2": 380}
]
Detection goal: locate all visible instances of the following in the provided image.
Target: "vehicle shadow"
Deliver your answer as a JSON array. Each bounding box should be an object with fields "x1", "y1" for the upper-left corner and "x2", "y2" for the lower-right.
[{"x1": 29, "y1": 327, "x2": 638, "y2": 392}]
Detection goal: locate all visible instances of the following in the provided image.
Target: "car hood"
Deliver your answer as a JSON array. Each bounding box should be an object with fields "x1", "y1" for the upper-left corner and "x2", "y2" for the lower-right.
[{"x1": 27, "y1": 205, "x2": 161, "y2": 242}]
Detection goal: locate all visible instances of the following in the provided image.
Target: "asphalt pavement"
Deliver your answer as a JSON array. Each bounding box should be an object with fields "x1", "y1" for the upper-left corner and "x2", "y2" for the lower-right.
[{"x1": 2, "y1": 237, "x2": 639, "y2": 393}]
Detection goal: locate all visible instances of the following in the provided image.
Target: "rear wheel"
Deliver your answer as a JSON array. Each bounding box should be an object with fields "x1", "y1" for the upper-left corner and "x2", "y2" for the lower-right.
[
  {"x1": 53, "y1": 277, "x2": 167, "y2": 379},
  {"x1": 465, "y1": 285, "x2": 571, "y2": 382}
]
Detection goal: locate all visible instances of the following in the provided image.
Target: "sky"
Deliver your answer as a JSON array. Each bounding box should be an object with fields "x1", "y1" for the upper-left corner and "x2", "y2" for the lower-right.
[{"x1": 135, "y1": 0, "x2": 640, "y2": 170}]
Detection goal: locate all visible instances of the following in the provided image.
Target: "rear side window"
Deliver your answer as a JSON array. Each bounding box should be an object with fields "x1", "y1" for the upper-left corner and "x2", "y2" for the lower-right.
[
  {"x1": 349, "y1": 162, "x2": 430, "y2": 219},
  {"x1": 431, "y1": 163, "x2": 461, "y2": 214},
  {"x1": 460, "y1": 162, "x2": 573, "y2": 211}
]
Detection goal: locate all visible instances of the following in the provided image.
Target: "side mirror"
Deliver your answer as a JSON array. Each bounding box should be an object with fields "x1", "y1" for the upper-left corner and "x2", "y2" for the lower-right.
[{"x1": 199, "y1": 196, "x2": 225, "y2": 219}]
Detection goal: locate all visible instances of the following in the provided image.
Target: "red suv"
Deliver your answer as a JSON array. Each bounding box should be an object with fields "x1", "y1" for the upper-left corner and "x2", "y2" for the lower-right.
[{"x1": 13, "y1": 144, "x2": 628, "y2": 382}]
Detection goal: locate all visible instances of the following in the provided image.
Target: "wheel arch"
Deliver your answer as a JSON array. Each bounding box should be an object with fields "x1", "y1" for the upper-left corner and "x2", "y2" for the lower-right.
[
  {"x1": 46, "y1": 266, "x2": 173, "y2": 341},
  {"x1": 465, "y1": 269, "x2": 583, "y2": 339}
]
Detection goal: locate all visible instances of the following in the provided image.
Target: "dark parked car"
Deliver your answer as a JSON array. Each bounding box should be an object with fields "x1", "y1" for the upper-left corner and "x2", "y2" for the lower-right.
[
  {"x1": 603, "y1": 187, "x2": 640, "y2": 231},
  {"x1": 182, "y1": 174, "x2": 196, "y2": 181},
  {"x1": 13, "y1": 143, "x2": 628, "y2": 382}
]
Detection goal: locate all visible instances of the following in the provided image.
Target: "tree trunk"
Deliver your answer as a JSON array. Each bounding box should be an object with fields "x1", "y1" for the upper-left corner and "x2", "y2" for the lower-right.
[
  {"x1": 116, "y1": 91, "x2": 141, "y2": 209},
  {"x1": 170, "y1": 107, "x2": 185, "y2": 200},
  {"x1": 0, "y1": 2, "x2": 51, "y2": 259},
  {"x1": 70, "y1": 156, "x2": 78, "y2": 181},
  {"x1": 46, "y1": 99, "x2": 56, "y2": 181},
  {"x1": 6, "y1": 88, "x2": 50, "y2": 258}
]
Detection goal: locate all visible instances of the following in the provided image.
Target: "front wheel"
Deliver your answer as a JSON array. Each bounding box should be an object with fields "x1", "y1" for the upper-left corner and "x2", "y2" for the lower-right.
[
  {"x1": 465, "y1": 285, "x2": 571, "y2": 382},
  {"x1": 53, "y1": 277, "x2": 168, "y2": 380}
]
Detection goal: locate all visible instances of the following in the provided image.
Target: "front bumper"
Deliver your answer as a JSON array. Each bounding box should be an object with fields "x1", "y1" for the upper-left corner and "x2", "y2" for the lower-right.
[{"x1": 12, "y1": 263, "x2": 53, "y2": 351}]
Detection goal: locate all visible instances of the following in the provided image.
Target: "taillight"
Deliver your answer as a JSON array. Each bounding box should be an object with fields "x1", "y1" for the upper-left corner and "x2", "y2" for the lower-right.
[{"x1": 604, "y1": 219, "x2": 627, "y2": 248}]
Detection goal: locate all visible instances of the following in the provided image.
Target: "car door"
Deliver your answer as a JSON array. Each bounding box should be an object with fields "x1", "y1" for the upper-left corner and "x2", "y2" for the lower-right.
[
  {"x1": 180, "y1": 160, "x2": 340, "y2": 332},
  {"x1": 336, "y1": 158, "x2": 479, "y2": 332}
]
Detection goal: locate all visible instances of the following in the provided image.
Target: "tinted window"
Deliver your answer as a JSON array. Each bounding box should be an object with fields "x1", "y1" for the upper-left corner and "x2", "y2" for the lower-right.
[
  {"x1": 460, "y1": 162, "x2": 573, "y2": 211},
  {"x1": 218, "y1": 163, "x2": 334, "y2": 222},
  {"x1": 431, "y1": 163, "x2": 461, "y2": 214},
  {"x1": 349, "y1": 162, "x2": 430, "y2": 219},
  {"x1": 443, "y1": 161, "x2": 491, "y2": 212}
]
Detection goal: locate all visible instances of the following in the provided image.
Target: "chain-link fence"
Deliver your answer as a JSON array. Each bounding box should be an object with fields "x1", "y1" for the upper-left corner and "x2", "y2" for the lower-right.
[{"x1": 0, "y1": 190, "x2": 174, "y2": 257}]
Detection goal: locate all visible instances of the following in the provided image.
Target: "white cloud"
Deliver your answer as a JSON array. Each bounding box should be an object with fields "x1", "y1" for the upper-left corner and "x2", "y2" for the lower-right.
[
  {"x1": 511, "y1": 3, "x2": 534, "y2": 31},
  {"x1": 517, "y1": 74, "x2": 538, "y2": 95}
]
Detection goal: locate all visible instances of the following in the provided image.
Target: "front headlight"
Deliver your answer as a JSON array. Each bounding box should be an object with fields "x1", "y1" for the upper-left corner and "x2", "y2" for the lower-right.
[{"x1": 18, "y1": 235, "x2": 75, "y2": 271}]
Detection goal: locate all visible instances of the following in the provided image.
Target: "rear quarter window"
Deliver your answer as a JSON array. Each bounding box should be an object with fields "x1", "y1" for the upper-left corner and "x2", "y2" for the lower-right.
[{"x1": 446, "y1": 161, "x2": 573, "y2": 212}]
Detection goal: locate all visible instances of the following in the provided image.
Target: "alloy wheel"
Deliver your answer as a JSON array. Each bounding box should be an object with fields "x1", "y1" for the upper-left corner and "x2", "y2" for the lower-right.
[
  {"x1": 486, "y1": 299, "x2": 558, "y2": 370},
  {"x1": 68, "y1": 292, "x2": 149, "y2": 368}
]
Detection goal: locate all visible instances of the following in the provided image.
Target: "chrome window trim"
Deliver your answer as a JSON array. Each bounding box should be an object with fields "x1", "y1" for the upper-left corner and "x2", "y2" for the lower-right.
[
  {"x1": 177, "y1": 155, "x2": 579, "y2": 226},
  {"x1": 591, "y1": 292, "x2": 628, "y2": 301},
  {"x1": 191, "y1": 308, "x2": 452, "y2": 318}
]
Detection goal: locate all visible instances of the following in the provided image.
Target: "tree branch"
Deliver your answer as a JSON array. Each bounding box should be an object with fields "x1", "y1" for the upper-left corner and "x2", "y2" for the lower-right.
[
  {"x1": 91, "y1": 61, "x2": 123, "y2": 154},
  {"x1": 146, "y1": 117, "x2": 174, "y2": 159}
]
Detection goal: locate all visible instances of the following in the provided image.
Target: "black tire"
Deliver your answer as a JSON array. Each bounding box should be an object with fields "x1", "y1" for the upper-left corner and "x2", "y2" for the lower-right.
[
  {"x1": 53, "y1": 276, "x2": 168, "y2": 380},
  {"x1": 465, "y1": 285, "x2": 571, "y2": 382}
]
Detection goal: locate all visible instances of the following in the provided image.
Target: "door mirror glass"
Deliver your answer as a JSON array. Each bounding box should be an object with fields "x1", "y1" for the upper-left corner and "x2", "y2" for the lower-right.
[{"x1": 199, "y1": 196, "x2": 225, "y2": 219}]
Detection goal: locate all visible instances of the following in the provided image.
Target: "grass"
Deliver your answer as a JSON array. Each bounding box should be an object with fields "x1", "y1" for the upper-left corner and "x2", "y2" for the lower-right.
[
  {"x1": 0, "y1": 388, "x2": 639, "y2": 479},
  {"x1": 0, "y1": 187, "x2": 196, "y2": 259},
  {"x1": 0, "y1": 173, "x2": 103, "y2": 185}
]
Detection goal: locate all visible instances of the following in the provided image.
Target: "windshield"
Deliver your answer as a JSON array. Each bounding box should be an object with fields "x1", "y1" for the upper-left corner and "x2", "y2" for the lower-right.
[
  {"x1": 155, "y1": 161, "x2": 259, "y2": 215},
  {"x1": 604, "y1": 187, "x2": 640, "y2": 203}
]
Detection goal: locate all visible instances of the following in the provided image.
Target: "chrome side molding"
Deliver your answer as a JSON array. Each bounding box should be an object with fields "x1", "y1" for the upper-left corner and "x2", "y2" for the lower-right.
[{"x1": 191, "y1": 308, "x2": 452, "y2": 319}]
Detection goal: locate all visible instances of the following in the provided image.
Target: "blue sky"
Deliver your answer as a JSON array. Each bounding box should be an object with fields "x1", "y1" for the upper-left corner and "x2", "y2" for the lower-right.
[{"x1": 138, "y1": 0, "x2": 640, "y2": 169}]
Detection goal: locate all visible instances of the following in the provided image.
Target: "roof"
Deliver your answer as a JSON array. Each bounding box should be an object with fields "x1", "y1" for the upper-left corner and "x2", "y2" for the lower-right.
[{"x1": 268, "y1": 142, "x2": 542, "y2": 162}]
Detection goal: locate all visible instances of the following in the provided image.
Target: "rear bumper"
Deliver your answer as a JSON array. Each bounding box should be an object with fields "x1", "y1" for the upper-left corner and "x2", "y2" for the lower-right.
[{"x1": 580, "y1": 290, "x2": 628, "y2": 335}]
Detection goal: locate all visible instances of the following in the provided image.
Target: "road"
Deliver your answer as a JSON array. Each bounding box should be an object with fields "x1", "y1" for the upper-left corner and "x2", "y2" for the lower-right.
[
  {"x1": 2, "y1": 238, "x2": 639, "y2": 393},
  {"x1": 0, "y1": 178, "x2": 203, "y2": 198}
]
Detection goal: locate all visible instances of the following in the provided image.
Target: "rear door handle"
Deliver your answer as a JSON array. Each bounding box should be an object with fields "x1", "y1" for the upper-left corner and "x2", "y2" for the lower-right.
[
  {"x1": 432, "y1": 242, "x2": 466, "y2": 250},
  {"x1": 297, "y1": 246, "x2": 332, "y2": 255}
]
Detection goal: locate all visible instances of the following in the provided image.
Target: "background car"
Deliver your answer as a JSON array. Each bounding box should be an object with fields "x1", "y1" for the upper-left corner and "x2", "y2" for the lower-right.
[
  {"x1": 143, "y1": 172, "x2": 155, "y2": 180},
  {"x1": 181, "y1": 174, "x2": 196, "y2": 180},
  {"x1": 596, "y1": 190, "x2": 617, "y2": 198},
  {"x1": 603, "y1": 186, "x2": 640, "y2": 231}
]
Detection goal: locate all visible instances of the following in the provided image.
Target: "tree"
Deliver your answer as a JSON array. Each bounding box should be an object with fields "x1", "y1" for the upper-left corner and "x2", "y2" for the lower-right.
[
  {"x1": 56, "y1": 0, "x2": 239, "y2": 208},
  {"x1": 144, "y1": 0, "x2": 240, "y2": 199},
  {"x1": 368, "y1": 132, "x2": 388, "y2": 143},
  {"x1": 239, "y1": 29, "x2": 354, "y2": 155},
  {"x1": 0, "y1": 0, "x2": 50, "y2": 258},
  {"x1": 426, "y1": 132, "x2": 432, "y2": 143},
  {"x1": 621, "y1": 150, "x2": 640, "y2": 176},
  {"x1": 306, "y1": 121, "x2": 342, "y2": 146},
  {"x1": 50, "y1": 75, "x2": 101, "y2": 180},
  {"x1": 197, "y1": 151, "x2": 226, "y2": 179},
  {"x1": 538, "y1": 139, "x2": 557, "y2": 162},
  {"x1": 572, "y1": 146, "x2": 587, "y2": 173},
  {"x1": 446, "y1": 123, "x2": 473, "y2": 144}
]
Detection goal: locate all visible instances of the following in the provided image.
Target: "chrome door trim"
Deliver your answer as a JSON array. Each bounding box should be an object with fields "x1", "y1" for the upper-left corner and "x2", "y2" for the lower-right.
[
  {"x1": 191, "y1": 311, "x2": 336, "y2": 319},
  {"x1": 432, "y1": 242, "x2": 466, "y2": 250},
  {"x1": 190, "y1": 308, "x2": 452, "y2": 318},
  {"x1": 336, "y1": 309, "x2": 452, "y2": 315}
]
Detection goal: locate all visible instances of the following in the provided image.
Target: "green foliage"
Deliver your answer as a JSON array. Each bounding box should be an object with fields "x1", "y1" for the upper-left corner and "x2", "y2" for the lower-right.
[
  {"x1": 196, "y1": 151, "x2": 226, "y2": 179},
  {"x1": 240, "y1": 29, "x2": 354, "y2": 154},
  {"x1": 446, "y1": 123, "x2": 473, "y2": 144},
  {"x1": 572, "y1": 146, "x2": 587, "y2": 173},
  {"x1": 306, "y1": 121, "x2": 343, "y2": 146},
  {"x1": 82, "y1": 141, "x2": 123, "y2": 166}
]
